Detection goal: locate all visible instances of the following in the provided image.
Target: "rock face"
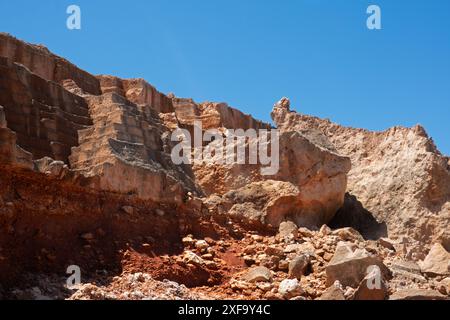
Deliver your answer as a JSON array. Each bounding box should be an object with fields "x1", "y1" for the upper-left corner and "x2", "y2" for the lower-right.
[
  {"x1": 0, "y1": 33, "x2": 100, "y2": 95},
  {"x1": 98, "y1": 76, "x2": 174, "y2": 114},
  {"x1": 166, "y1": 95, "x2": 351, "y2": 228},
  {"x1": 272, "y1": 97, "x2": 450, "y2": 246},
  {"x1": 1, "y1": 33, "x2": 449, "y2": 301},
  {"x1": 171, "y1": 98, "x2": 271, "y2": 131},
  {"x1": 0, "y1": 57, "x2": 92, "y2": 162},
  {"x1": 0, "y1": 34, "x2": 200, "y2": 204},
  {"x1": 69, "y1": 92, "x2": 199, "y2": 203},
  {"x1": 199, "y1": 131, "x2": 350, "y2": 228},
  {"x1": 0, "y1": 106, "x2": 33, "y2": 169}
]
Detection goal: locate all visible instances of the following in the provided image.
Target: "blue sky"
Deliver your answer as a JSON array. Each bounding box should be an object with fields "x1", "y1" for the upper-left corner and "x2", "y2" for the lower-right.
[{"x1": 1, "y1": 0, "x2": 449, "y2": 154}]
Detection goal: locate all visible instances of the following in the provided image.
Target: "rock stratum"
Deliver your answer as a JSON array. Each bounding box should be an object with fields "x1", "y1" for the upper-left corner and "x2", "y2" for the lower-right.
[{"x1": 0, "y1": 33, "x2": 448, "y2": 300}]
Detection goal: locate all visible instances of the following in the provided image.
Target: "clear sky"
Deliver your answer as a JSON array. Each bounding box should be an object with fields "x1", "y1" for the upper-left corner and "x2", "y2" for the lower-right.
[{"x1": 1, "y1": 0, "x2": 449, "y2": 154}]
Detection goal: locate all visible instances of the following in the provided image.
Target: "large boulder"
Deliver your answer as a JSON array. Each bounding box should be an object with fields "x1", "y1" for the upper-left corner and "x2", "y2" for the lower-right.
[
  {"x1": 205, "y1": 177, "x2": 347, "y2": 229},
  {"x1": 193, "y1": 127, "x2": 350, "y2": 197},
  {"x1": 199, "y1": 131, "x2": 350, "y2": 228},
  {"x1": 166, "y1": 95, "x2": 350, "y2": 228}
]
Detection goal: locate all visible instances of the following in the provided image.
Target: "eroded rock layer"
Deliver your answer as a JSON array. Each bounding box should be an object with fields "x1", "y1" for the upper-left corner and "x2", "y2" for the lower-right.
[
  {"x1": 0, "y1": 57, "x2": 92, "y2": 162},
  {"x1": 68, "y1": 91, "x2": 199, "y2": 203}
]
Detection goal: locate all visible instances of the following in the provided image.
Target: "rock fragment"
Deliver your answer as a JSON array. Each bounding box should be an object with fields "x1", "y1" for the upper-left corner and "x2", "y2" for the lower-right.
[
  {"x1": 278, "y1": 221, "x2": 298, "y2": 239},
  {"x1": 242, "y1": 267, "x2": 273, "y2": 283},
  {"x1": 289, "y1": 255, "x2": 310, "y2": 279},
  {"x1": 318, "y1": 281, "x2": 346, "y2": 300},
  {"x1": 326, "y1": 242, "x2": 390, "y2": 288},
  {"x1": 279, "y1": 279, "x2": 303, "y2": 299},
  {"x1": 419, "y1": 243, "x2": 450, "y2": 277}
]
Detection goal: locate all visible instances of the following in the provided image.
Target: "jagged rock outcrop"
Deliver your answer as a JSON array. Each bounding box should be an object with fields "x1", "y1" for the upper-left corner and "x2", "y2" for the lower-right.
[
  {"x1": 272, "y1": 97, "x2": 450, "y2": 247},
  {"x1": 171, "y1": 98, "x2": 271, "y2": 131},
  {"x1": 161, "y1": 95, "x2": 351, "y2": 228},
  {"x1": 0, "y1": 33, "x2": 200, "y2": 204},
  {"x1": 194, "y1": 129, "x2": 350, "y2": 196}
]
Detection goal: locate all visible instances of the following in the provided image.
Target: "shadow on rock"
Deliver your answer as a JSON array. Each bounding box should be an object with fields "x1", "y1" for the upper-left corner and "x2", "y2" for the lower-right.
[{"x1": 329, "y1": 193, "x2": 388, "y2": 241}]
